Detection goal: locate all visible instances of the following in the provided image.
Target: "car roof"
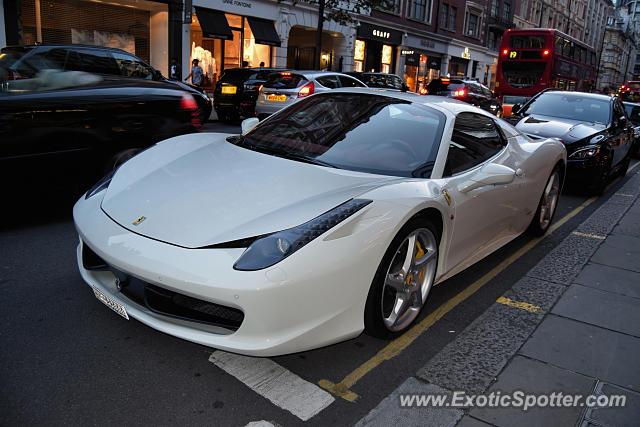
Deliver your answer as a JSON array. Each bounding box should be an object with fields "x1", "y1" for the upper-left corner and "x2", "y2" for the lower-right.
[
  {"x1": 5, "y1": 43, "x2": 131, "y2": 54},
  {"x1": 309, "y1": 87, "x2": 485, "y2": 115},
  {"x1": 537, "y1": 90, "x2": 614, "y2": 101}
]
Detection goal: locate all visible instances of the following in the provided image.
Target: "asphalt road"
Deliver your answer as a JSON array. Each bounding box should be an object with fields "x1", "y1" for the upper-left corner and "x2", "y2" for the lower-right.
[{"x1": 2, "y1": 120, "x2": 638, "y2": 426}]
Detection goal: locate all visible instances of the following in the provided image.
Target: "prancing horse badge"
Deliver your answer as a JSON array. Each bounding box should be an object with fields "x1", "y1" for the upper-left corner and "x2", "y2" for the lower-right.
[{"x1": 132, "y1": 216, "x2": 146, "y2": 226}]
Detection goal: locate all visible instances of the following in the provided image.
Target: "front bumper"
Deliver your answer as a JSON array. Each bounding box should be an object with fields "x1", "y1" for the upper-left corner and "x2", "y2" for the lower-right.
[
  {"x1": 566, "y1": 155, "x2": 608, "y2": 187},
  {"x1": 73, "y1": 193, "x2": 390, "y2": 356}
]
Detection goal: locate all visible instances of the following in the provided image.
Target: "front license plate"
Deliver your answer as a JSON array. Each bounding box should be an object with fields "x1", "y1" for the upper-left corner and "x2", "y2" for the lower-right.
[
  {"x1": 266, "y1": 94, "x2": 287, "y2": 102},
  {"x1": 92, "y1": 286, "x2": 129, "y2": 320},
  {"x1": 221, "y1": 86, "x2": 237, "y2": 94}
]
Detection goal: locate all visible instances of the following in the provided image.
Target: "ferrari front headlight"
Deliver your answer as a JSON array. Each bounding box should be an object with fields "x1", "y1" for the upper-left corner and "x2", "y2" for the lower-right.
[{"x1": 233, "y1": 199, "x2": 372, "y2": 271}]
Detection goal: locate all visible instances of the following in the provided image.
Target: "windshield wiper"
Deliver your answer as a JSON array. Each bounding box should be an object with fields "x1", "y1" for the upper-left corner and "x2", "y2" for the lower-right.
[{"x1": 275, "y1": 152, "x2": 337, "y2": 168}]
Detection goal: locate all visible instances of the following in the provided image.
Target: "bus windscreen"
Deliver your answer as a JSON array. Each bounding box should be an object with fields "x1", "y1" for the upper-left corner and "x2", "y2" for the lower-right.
[{"x1": 501, "y1": 62, "x2": 547, "y2": 88}]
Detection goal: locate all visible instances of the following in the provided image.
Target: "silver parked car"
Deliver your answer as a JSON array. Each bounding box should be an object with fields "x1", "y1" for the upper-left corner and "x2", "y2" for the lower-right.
[{"x1": 255, "y1": 70, "x2": 367, "y2": 118}]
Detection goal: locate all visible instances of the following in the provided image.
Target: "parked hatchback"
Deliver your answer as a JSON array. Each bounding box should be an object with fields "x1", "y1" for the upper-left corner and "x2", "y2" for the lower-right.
[
  {"x1": 214, "y1": 67, "x2": 279, "y2": 123},
  {"x1": 256, "y1": 71, "x2": 366, "y2": 119},
  {"x1": 426, "y1": 78, "x2": 502, "y2": 117}
]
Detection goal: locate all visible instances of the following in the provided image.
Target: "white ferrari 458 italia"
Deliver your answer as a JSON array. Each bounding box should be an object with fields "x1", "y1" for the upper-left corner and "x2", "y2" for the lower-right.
[{"x1": 74, "y1": 88, "x2": 566, "y2": 356}]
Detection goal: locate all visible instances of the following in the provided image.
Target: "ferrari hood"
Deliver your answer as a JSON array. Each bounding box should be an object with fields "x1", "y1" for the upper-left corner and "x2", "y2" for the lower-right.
[
  {"x1": 101, "y1": 133, "x2": 395, "y2": 248},
  {"x1": 515, "y1": 114, "x2": 606, "y2": 143}
]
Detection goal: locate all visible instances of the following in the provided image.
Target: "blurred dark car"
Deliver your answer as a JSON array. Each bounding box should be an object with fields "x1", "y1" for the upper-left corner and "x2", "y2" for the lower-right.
[
  {"x1": 623, "y1": 101, "x2": 640, "y2": 157},
  {"x1": 0, "y1": 70, "x2": 201, "y2": 196},
  {"x1": 426, "y1": 78, "x2": 503, "y2": 116},
  {"x1": 213, "y1": 67, "x2": 279, "y2": 123},
  {"x1": 509, "y1": 90, "x2": 632, "y2": 193},
  {"x1": 0, "y1": 44, "x2": 212, "y2": 122},
  {"x1": 345, "y1": 72, "x2": 408, "y2": 91}
]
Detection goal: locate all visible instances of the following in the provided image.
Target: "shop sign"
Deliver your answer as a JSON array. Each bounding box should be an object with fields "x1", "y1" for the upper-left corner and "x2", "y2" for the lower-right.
[
  {"x1": 420, "y1": 39, "x2": 435, "y2": 49},
  {"x1": 427, "y1": 56, "x2": 441, "y2": 70},
  {"x1": 461, "y1": 47, "x2": 471, "y2": 59},
  {"x1": 405, "y1": 53, "x2": 420, "y2": 66},
  {"x1": 357, "y1": 22, "x2": 403, "y2": 45},
  {"x1": 401, "y1": 50, "x2": 414, "y2": 55},
  {"x1": 209, "y1": 0, "x2": 277, "y2": 20},
  {"x1": 184, "y1": 0, "x2": 193, "y2": 23}
]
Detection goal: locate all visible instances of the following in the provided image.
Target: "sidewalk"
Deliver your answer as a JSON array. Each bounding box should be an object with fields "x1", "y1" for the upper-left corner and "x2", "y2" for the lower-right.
[{"x1": 357, "y1": 169, "x2": 640, "y2": 427}]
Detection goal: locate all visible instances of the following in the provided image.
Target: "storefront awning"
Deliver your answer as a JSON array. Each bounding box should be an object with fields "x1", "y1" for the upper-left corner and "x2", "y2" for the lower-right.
[
  {"x1": 246, "y1": 17, "x2": 281, "y2": 47},
  {"x1": 195, "y1": 7, "x2": 233, "y2": 40}
]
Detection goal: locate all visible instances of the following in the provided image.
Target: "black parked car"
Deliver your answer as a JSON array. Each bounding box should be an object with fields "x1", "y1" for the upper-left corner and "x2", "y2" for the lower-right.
[
  {"x1": 623, "y1": 101, "x2": 640, "y2": 156},
  {"x1": 345, "y1": 72, "x2": 408, "y2": 91},
  {"x1": 0, "y1": 70, "x2": 201, "y2": 196},
  {"x1": 213, "y1": 67, "x2": 279, "y2": 123},
  {"x1": 426, "y1": 78, "x2": 503, "y2": 117},
  {"x1": 509, "y1": 90, "x2": 632, "y2": 193},
  {"x1": 0, "y1": 44, "x2": 212, "y2": 122}
]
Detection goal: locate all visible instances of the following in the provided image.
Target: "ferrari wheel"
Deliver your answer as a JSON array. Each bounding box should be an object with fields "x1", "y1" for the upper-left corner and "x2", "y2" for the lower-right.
[
  {"x1": 528, "y1": 168, "x2": 561, "y2": 236},
  {"x1": 365, "y1": 218, "x2": 439, "y2": 338}
]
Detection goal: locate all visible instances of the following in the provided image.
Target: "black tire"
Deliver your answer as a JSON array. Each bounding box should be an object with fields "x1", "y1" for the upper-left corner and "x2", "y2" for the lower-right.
[
  {"x1": 364, "y1": 217, "x2": 440, "y2": 339},
  {"x1": 527, "y1": 167, "x2": 562, "y2": 236}
]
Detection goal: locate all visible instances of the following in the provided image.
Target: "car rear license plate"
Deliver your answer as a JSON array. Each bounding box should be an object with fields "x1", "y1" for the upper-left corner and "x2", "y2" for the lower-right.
[
  {"x1": 267, "y1": 94, "x2": 287, "y2": 102},
  {"x1": 92, "y1": 286, "x2": 129, "y2": 320},
  {"x1": 221, "y1": 86, "x2": 237, "y2": 94}
]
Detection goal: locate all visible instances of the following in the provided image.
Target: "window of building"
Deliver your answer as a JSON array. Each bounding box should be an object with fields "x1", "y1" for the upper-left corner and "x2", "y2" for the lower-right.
[
  {"x1": 465, "y1": 12, "x2": 480, "y2": 38},
  {"x1": 409, "y1": 0, "x2": 431, "y2": 22},
  {"x1": 449, "y1": 6, "x2": 457, "y2": 30},
  {"x1": 490, "y1": 0, "x2": 498, "y2": 18},
  {"x1": 380, "y1": 0, "x2": 402, "y2": 15},
  {"x1": 441, "y1": 4, "x2": 449, "y2": 28},
  {"x1": 503, "y1": 2, "x2": 511, "y2": 21}
]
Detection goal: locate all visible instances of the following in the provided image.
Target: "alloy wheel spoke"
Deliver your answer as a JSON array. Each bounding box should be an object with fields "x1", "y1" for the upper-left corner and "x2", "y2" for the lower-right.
[
  {"x1": 399, "y1": 234, "x2": 417, "y2": 277},
  {"x1": 384, "y1": 294, "x2": 411, "y2": 328},
  {"x1": 414, "y1": 248, "x2": 436, "y2": 268},
  {"x1": 385, "y1": 273, "x2": 406, "y2": 292}
]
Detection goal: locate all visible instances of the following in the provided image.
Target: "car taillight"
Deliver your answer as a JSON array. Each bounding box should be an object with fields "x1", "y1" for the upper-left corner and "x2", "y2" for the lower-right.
[
  {"x1": 258, "y1": 84, "x2": 263, "y2": 92},
  {"x1": 419, "y1": 88, "x2": 428, "y2": 95},
  {"x1": 298, "y1": 82, "x2": 314, "y2": 97},
  {"x1": 180, "y1": 94, "x2": 201, "y2": 129},
  {"x1": 454, "y1": 89, "x2": 466, "y2": 97}
]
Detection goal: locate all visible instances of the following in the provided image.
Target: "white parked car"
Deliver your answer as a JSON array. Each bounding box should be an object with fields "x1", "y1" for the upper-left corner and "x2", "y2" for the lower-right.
[
  {"x1": 255, "y1": 70, "x2": 366, "y2": 118},
  {"x1": 74, "y1": 89, "x2": 566, "y2": 356}
]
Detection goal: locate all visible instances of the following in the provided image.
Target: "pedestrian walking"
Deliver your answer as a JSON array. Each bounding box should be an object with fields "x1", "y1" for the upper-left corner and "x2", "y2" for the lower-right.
[
  {"x1": 169, "y1": 59, "x2": 181, "y2": 80},
  {"x1": 185, "y1": 58, "x2": 203, "y2": 87}
]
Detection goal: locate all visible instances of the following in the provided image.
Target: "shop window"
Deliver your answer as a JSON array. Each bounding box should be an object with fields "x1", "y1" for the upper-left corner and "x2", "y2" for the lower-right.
[
  {"x1": 243, "y1": 21, "x2": 271, "y2": 67},
  {"x1": 354, "y1": 40, "x2": 365, "y2": 72},
  {"x1": 381, "y1": 45, "x2": 393, "y2": 74}
]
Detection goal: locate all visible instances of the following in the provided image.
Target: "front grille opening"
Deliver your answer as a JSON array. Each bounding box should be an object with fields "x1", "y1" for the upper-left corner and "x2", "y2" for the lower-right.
[
  {"x1": 82, "y1": 243, "x2": 108, "y2": 271},
  {"x1": 114, "y1": 273, "x2": 243, "y2": 331},
  {"x1": 144, "y1": 285, "x2": 244, "y2": 330}
]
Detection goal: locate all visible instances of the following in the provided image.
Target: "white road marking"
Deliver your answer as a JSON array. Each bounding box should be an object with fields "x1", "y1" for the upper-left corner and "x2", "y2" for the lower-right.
[
  {"x1": 209, "y1": 351, "x2": 335, "y2": 421},
  {"x1": 572, "y1": 231, "x2": 606, "y2": 240}
]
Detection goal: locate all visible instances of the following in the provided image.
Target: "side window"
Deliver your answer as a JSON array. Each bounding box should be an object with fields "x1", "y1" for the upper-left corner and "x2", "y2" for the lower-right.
[
  {"x1": 388, "y1": 75, "x2": 404, "y2": 90},
  {"x1": 613, "y1": 101, "x2": 626, "y2": 125},
  {"x1": 316, "y1": 75, "x2": 340, "y2": 89},
  {"x1": 65, "y1": 49, "x2": 120, "y2": 75},
  {"x1": 111, "y1": 52, "x2": 155, "y2": 79},
  {"x1": 338, "y1": 75, "x2": 366, "y2": 88},
  {"x1": 443, "y1": 112, "x2": 506, "y2": 177}
]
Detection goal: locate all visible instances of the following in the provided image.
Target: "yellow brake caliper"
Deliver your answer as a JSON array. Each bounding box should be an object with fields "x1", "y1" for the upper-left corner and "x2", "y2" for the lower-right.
[{"x1": 415, "y1": 241, "x2": 426, "y2": 283}]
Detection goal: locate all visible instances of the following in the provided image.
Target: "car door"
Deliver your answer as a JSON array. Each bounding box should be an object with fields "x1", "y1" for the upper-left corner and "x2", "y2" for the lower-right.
[
  {"x1": 440, "y1": 112, "x2": 521, "y2": 274},
  {"x1": 611, "y1": 99, "x2": 632, "y2": 166}
]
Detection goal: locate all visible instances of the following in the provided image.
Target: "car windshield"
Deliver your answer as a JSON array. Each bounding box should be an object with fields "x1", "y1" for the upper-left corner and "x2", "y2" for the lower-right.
[
  {"x1": 236, "y1": 93, "x2": 446, "y2": 177},
  {"x1": 264, "y1": 73, "x2": 306, "y2": 89},
  {"x1": 520, "y1": 92, "x2": 611, "y2": 124}
]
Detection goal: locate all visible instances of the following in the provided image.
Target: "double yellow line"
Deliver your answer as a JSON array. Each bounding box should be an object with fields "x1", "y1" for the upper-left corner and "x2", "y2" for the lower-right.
[{"x1": 319, "y1": 160, "x2": 640, "y2": 402}]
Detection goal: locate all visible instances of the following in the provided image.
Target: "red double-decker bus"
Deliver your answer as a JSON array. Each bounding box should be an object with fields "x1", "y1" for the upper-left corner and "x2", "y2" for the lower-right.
[{"x1": 495, "y1": 28, "x2": 597, "y2": 100}]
